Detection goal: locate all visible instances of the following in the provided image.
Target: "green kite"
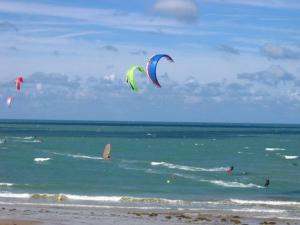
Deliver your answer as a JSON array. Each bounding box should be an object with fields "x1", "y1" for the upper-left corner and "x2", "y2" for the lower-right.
[{"x1": 126, "y1": 66, "x2": 146, "y2": 92}]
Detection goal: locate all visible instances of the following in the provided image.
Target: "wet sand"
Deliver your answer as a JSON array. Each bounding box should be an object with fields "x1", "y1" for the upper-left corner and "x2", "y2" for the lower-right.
[
  {"x1": 0, "y1": 203, "x2": 299, "y2": 225},
  {"x1": 0, "y1": 219, "x2": 38, "y2": 225}
]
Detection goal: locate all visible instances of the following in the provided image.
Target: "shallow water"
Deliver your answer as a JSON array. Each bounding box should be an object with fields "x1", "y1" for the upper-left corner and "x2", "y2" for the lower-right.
[{"x1": 0, "y1": 120, "x2": 299, "y2": 218}]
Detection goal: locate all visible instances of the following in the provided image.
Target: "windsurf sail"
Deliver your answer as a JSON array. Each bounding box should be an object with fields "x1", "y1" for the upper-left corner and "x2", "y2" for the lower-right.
[{"x1": 102, "y1": 144, "x2": 111, "y2": 160}]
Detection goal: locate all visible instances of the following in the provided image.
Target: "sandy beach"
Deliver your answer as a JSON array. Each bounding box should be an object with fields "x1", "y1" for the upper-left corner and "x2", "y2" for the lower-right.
[{"x1": 0, "y1": 202, "x2": 299, "y2": 225}]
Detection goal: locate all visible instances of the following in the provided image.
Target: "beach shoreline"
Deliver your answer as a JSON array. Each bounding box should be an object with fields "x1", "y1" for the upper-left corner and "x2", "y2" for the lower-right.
[{"x1": 0, "y1": 202, "x2": 299, "y2": 225}]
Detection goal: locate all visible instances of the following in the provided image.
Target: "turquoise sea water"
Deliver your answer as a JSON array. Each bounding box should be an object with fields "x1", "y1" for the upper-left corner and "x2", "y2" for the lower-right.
[{"x1": 0, "y1": 120, "x2": 300, "y2": 218}]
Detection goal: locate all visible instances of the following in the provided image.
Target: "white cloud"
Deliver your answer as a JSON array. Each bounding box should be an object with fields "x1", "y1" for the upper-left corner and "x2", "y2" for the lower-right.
[
  {"x1": 0, "y1": 70, "x2": 299, "y2": 122},
  {"x1": 0, "y1": 0, "x2": 185, "y2": 34},
  {"x1": 261, "y1": 44, "x2": 300, "y2": 60},
  {"x1": 238, "y1": 65, "x2": 297, "y2": 86},
  {"x1": 152, "y1": 0, "x2": 199, "y2": 22},
  {"x1": 205, "y1": 0, "x2": 300, "y2": 9},
  {"x1": 103, "y1": 74, "x2": 116, "y2": 82}
]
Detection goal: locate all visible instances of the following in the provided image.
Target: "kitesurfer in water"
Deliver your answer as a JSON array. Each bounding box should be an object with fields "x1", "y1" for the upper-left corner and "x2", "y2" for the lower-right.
[
  {"x1": 265, "y1": 178, "x2": 270, "y2": 188},
  {"x1": 227, "y1": 166, "x2": 234, "y2": 175}
]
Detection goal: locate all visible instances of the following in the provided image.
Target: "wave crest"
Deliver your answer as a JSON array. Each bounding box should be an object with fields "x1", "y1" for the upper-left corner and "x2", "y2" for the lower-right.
[
  {"x1": 265, "y1": 148, "x2": 286, "y2": 151},
  {"x1": 34, "y1": 158, "x2": 51, "y2": 163},
  {"x1": 283, "y1": 155, "x2": 298, "y2": 160},
  {"x1": 0, "y1": 183, "x2": 14, "y2": 187}
]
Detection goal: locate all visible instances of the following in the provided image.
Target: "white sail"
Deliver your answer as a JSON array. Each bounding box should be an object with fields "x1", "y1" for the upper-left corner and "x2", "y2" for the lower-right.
[{"x1": 102, "y1": 144, "x2": 111, "y2": 160}]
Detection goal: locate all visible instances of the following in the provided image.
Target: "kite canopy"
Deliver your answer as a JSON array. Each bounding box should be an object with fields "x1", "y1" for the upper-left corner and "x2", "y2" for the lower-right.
[
  {"x1": 146, "y1": 54, "x2": 174, "y2": 88},
  {"x1": 102, "y1": 144, "x2": 111, "y2": 160},
  {"x1": 15, "y1": 76, "x2": 24, "y2": 91},
  {"x1": 6, "y1": 96, "x2": 13, "y2": 108},
  {"x1": 126, "y1": 66, "x2": 146, "y2": 92}
]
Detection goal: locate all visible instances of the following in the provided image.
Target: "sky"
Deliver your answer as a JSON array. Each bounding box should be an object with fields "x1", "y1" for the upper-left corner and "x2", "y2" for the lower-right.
[{"x1": 0, "y1": 0, "x2": 300, "y2": 123}]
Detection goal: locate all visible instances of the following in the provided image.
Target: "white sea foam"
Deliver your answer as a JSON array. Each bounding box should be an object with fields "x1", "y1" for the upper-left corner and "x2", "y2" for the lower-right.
[
  {"x1": 0, "y1": 192, "x2": 179, "y2": 205},
  {"x1": 230, "y1": 199, "x2": 300, "y2": 206},
  {"x1": 11, "y1": 139, "x2": 41, "y2": 143},
  {"x1": 7, "y1": 136, "x2": 27, "y2": 139},
  {"x1": 0, "y1": 183, "x2": 14, "y2": 187},
  {"x1": 0, "y1": 192, "x2": 122, "y2": 202},
  {"x1": 70, "y1": 154, "x2": 103, "y2": 160},
  {"x1": 231, "y1": 208, "x2": 286, "y2": 213},
  {"x1": 65, "y1": 194, "x2": 122, "y2": 202},
  {"x1": 151, "y1": 162, "x2": 227, "y2": 172},
  {"x1": 23, "y1": 136, "x2": 34, "y2": 140},
  {"x1": 120, "y1": 196, "x2": 182, "y2": 205},
  {"x1": 277, "y1": 216, "x2": 300, "y2": 221},
  {"x1": 208, "y1": 180, "x2": 263, "y2": 188},
  {"x1": 265, "y1": 147, "x2": 286, "y2": 151},
  {"x1": 53, "y1": 152, "x2": 102, "y2": 160},
  {"x1": 34, "y1": 158, "x2": 51, "y2": 163},
  {"x1": 0, "y1": 193, "x2": 31, "y2": 198},
  {"x1": 283, "y1": 155, "x2": 298, "y2": 160},
  {"x1": 173, "y1": 173, "x2": 263, "y2": 189},
  {"x1": 0, "y1": 201, "x2": 172, "y2": 210},
  {"x1": 21, "y1": 140, "x2": 41, "y2": 143}
]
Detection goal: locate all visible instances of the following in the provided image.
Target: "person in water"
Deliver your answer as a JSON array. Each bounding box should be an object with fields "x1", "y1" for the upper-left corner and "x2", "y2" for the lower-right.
[
  {"x1": 265, "y1": 178, "x2": 270, "y2": 188},
  {"x1": 227, "y1": 166, "x2": 234, "y2": 175}
]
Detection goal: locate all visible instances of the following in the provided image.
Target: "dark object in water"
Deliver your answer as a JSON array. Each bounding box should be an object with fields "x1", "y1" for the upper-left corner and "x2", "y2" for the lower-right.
[
  {"x1": 227, "y1": 166, "x2": 234, "y2": 174},
  {"x1": 265, "y1": 178, "x2": 270, "y2": 188}
]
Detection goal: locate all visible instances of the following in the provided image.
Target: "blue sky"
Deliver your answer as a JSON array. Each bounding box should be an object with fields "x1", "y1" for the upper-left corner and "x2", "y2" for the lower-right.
[{"x1": 0, "y1": 0, "x2": 300, "y2": 123}]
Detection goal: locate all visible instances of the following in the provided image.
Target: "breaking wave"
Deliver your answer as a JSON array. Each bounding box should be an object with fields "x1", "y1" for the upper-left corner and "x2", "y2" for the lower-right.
[
  {"x1": 265, "y1": 148, "x2": 286, "y2": 151},
  {"x1": 283, "y1": 155, "x2": 298, "y2": 160},
  {"x1": 0, "y1": 183, "x2": 14, "y2": 187},
  {"x1": 230, "y1": 199, "x2": 300, "y2": 206},
  {"x1": 34, "y1": 158, "x2": 51, "y2": 163}
]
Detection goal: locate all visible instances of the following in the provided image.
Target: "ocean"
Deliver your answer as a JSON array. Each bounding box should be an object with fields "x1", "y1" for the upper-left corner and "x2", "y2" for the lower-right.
[{"x1": 0, "y1": 120, "x2": 300, "y2": 219}]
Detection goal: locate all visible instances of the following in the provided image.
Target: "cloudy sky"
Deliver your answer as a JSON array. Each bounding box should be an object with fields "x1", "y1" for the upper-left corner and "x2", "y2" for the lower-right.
[{"x1": 0, "y1": 0, "x2": 299, "y2": 123}]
